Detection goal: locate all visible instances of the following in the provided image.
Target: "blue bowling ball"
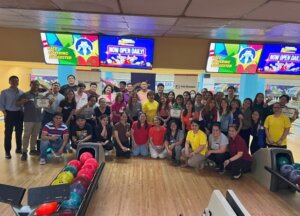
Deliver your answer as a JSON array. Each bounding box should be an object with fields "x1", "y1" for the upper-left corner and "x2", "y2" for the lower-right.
[
  {"x1": 289, "y1": 170, "x2": 300, "y2": 184},
  {"x1": 61, "y1": 192, "x2": 81, "y2": 210},
  {"x1": 70, "y1": 181, "x2": 87, "y2": 198},
  {"x1": 280, "y1": 164, "x2": 294, "y2": 178}
]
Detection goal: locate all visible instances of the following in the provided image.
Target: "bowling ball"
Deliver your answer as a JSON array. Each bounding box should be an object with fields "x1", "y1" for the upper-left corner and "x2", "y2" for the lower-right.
[
  {"x1": 85, "y1": 158, "x2": 99, "y2": 169},
  {"x1": 64, "y1": 165, "x2": 78, "y2": 177},
  {"x1": 51, "y1": 178, "x2": 68, "y2": 185},
  {"x1": 277, "y1": 156, "x2": 290, "y2": 169},
  {"x1": 289, "y1": 170, "x2": 300, "y2": 183},
  {"x1": 79, "y1": 152, "x2": 94, "y2": 164},
  {"x1": 77, "y1": 169, "x2": 94, "y2": 182},
  {"x1": 280, "y1": 164, "x2": 294, "y2": 178},
  {"x1": 57, "y1": 171, "x2": 74, "y2": 184},
  {"x1": 293, "y1": 163, "x2": 300, "y2": 170},
  {"x1": 35, "y1": 202, "x2": 58, "y2": 215},
  {"x1": 70, "y1": 181, "x2": 87, "y2": 197},
  {"x1": 81, "y1": 163, "x2": 96, "y2": 175},
  {"x1": 73, "y1": 176, "x2": 90, "y2": 189},
  {"x1": 68, "y1": 160, "x2": 82, "y2": 171},
  {"x1": 61, "y1": 192, "x2": 81, "y2": 210}
]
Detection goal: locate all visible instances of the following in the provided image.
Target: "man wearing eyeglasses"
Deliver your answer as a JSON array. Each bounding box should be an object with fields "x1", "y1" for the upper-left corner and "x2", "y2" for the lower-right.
[{"x1": 264, "y1": 102, "x2": 291, "y2": 148}]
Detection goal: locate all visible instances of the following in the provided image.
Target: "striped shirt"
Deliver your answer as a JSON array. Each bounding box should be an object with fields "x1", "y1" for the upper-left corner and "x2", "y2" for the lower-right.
[{"x1": 42, "y1": 121, "x2": 69, "y2": 137}]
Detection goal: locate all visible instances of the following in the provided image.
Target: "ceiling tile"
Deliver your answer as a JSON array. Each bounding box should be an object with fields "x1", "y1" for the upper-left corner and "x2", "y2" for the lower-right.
[
  {"x1": 120, "y1": 0, "x2": 189, "y2": 16},
  {"x1": 169, "y1": 26, "x2": 215, "y2": 34},
  {"x1": 0, "y1": 0, "x2": 59, "y2": 10},
  {"x1": 226, "y1": 20, "x2": 283, "y2": 29},
  {"x1": 176, "y1": 18, "x2": 230, "y2": 28},
  {"x1": 128, "y1": 23, "x2": 171, "y2": 31},
  {"x1": 185, "y1": 0, "x2": 268, "y2": 18},
  {"x1": 245, "y1": 1, "x2": 300, "y2": 21},
  {"x1": 124, "y1": 15, "x2": 177, "y2": 25},
  {"x1": 51, "y1": 0, "x2": 120, "y2": 13}
]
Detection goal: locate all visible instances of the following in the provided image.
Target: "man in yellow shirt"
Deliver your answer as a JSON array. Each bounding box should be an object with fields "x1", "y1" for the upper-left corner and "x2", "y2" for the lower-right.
[
  {"x1": 264, "y1": 102, "x2": 291, "y2": 148},
  {"x1": 142, "y1": 91, "x2": 159, "y2": 124},
  {"x1": 181, "y1": 120, "x2": 207, "y2": 169}
]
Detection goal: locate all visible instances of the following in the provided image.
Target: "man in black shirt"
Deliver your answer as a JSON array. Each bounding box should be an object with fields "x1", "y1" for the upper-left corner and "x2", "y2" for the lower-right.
[
  {"x1": 59, "y1": 75, "x2": 78, "y2": 96},
  {"x1": 70, "y1": 115, "x2": 93, "y2": 149},
  {"x1": 154, "y1": 83, "x2": 167, "y2": 102}
]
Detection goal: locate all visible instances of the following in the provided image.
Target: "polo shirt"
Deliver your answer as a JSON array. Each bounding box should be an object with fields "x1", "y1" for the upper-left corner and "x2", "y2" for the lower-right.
[{"x1": 186, "y1": 130, "x2": 207, "y2": 156}]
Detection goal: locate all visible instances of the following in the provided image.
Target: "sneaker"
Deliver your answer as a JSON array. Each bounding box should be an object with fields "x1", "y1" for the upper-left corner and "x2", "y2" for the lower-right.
[
  {"x1": 233, "y1": 173, "x2": 242, "y2": 180},
  {"x1": 5, "y1": 154, "x2": 11, "y2": 159},
  {"x1": 15, "y1": 149, "x2": 22, "y2": 154},
  {"x1": 29, "y1": 149, "x2": 39, "y2": 156},
  {"x1": 21, "y1": 153, "x2": 27, "y2": 161},
  {"x1": 39, "y1": 158, "x2": 46, "y2": 165},
  {"x1": 218, "y1": 169, "x2": 226, "y2": 175}
]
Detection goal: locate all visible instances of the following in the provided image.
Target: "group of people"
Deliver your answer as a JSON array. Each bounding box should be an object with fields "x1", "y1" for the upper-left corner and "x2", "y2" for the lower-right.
[{"x1": 0, "y1": 75, "x2": 297, "y2": 179}]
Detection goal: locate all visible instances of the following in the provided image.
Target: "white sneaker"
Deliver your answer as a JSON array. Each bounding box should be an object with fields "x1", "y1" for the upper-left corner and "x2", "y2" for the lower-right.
[{"x1": 39, "y1": 158, "x2": 46, "y2": 165}]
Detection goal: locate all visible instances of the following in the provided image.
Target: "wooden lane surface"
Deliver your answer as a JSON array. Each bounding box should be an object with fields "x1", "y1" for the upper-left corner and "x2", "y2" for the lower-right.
[{"x1": 0, "y1": 123, "x2": 299, "y2": 216}]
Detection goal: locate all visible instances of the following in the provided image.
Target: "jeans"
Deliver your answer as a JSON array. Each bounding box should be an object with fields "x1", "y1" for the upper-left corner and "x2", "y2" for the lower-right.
[
  {"x1": 4, "y1": 110, "x2": 23, "y2": 154},
  {"x1": 114, "y1": 140, "x2": 131, "y2": 158},
  {"x1": 171, "y1": 145, "x2": 183, "y2": 161},
  {"x1": 40, "y1": 138, "x2": 63, "y2": 159},
  {"x1": 132, "y1": 144, "x2": 149, "y2": 156}
]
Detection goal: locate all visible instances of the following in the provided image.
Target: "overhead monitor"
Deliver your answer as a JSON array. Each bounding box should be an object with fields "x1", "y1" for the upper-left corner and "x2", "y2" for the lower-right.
[
  {"x1": 206, "y1": 42, "x2": 263, "y2": 74},
  {"x1": 41, "y1": 32, "x2": 99, "y2": 66},
  {"x1": 99, "y1": 36, "x2": 154, "y2": 69},
  {"x1": 257, "y1": 44, "x2": 300, "y2": 75}
]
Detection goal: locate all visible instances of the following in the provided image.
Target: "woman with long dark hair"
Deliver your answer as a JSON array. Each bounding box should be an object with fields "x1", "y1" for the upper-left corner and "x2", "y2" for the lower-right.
[
  {"x1": 157, "y1": 95, "x2": 171, "y2": 127},
  {"x1": 170, "y1": 94, "x2": 184, "y2": 129},
  {"x1": 239, "y1": 98, "x2": 253, "y2": 148},
  {"x1": 131, "y1": 112, "x2": 150, "y2": 156},
  {"x1": 111, "y1": 92, "x2": 126, "y2": 125},
  {"x1": 219, "y1": 98, "x2": 233, "y2": 135},
  {"x1": 250, "y1": 110, "x2": 266, "y2": 154},
  {"x1": 58, "y1": 89, "x2": 76, "y2": 125},
  {"x1": 95, "y1": 114, "x2": 114, "y2": 153},
  {"x1": 230, "y1": 99, "x2": 243, "y2": 134},
  {"x1": 165, "y1": 120, "x2": 184, "y2": 166},
  {"x1": 199, "y1": 98, "x2": 219, "y2": 135},
  {"x1": 167, "y1": 91, "x2": 176, "y2": 106},
  {"x1": 181, "y1": 99, "x2": 198, "y2": 133},
  {"x1": 113, "y1": 112, "x2": 131, "y2": 158},
  {"x1": 126, "y1": 92, "x2": 142, "y2": 124}
]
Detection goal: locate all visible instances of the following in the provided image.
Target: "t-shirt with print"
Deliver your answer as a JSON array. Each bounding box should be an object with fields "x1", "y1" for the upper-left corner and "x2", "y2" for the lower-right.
[
  {"x1": 71, "y1": 123, "x2": 93, "y2": 141},
  {"x1": 59, "y1": 100, "x2": 76, "y2": 122},
  {"x1": 208, "y1": 133, "x2": 229, "y2": 150}
]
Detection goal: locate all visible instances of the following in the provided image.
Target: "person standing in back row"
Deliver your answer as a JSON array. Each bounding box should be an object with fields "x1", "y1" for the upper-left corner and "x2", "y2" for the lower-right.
[
  {"x1": 59, "y1": 75, "x2": 78, "y2": 96},
  {"x1": 0, "y1": 76, "x2": 24, "y2": 159},
  {"x1": 18, "y1": 80, "x2": 43, "y2": 161}
]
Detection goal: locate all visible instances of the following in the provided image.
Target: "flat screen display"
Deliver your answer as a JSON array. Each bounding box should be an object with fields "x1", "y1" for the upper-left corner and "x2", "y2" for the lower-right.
[
  {"x1": 257, "y1": 44, "x2": 300, "y2": 75},
  {"x1": 206, "y1": 43, "x2": 263, "y2": 74},
  {"x1": 41, "y1": 33, "x2": 99, "y2": 66},
  {"x1": 99, "y1": 36, "x2": 154, "y2": 69}
]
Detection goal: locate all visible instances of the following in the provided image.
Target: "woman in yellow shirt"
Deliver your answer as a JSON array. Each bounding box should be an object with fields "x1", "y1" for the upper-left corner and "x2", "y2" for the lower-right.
[
  {"x1": 181, "y1": 120, "x2": 207, "y2": 170},
  {"x1": 142, "y1": 91, "x2": 159, "y2": 124}
]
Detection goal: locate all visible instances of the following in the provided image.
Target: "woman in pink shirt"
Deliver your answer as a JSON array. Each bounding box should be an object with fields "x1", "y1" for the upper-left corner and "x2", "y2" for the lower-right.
[
  {"x1": 111, "y1": 93, "x2": 126, "y2": 125},
  {"x1": 99, "y1": 84, "x2": 115, "y2": 106}
]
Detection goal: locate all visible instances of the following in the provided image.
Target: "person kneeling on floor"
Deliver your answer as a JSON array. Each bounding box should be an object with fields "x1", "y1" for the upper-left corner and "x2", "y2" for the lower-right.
[
  {"x1": 181, "y1": 120, "x2": 207, "y2": 170},
  {"x1": 70, "y1": 115, "x2": 93, "y2": 150},
  {"x1": 223, "y1": 125, "x2": 252, "y2": 179},
  {"x1": 39, "y1": 112, "x2": 69, "y2": 165}
]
